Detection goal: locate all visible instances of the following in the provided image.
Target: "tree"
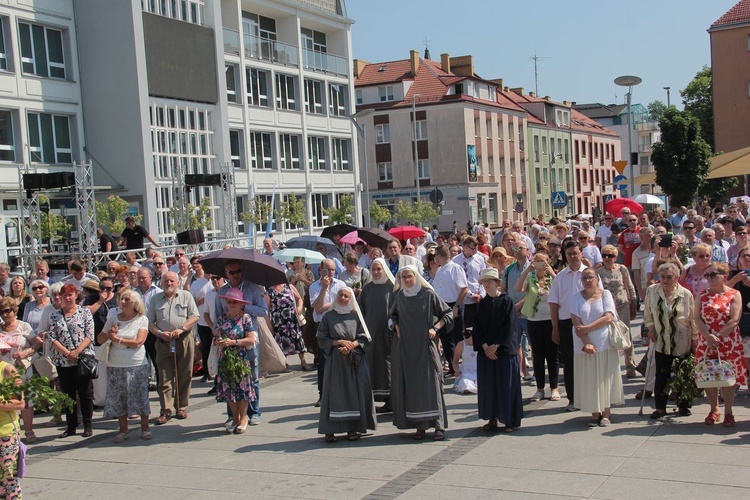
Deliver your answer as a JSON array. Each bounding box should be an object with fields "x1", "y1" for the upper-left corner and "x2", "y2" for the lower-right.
[
  {"x1": 392, "y1": 200, "x2": 440, "y2": 225},
  {"x1": 651, "y1": 108, "x2": 713, "y2": 207},
  {"x1": 699, "y1": 177, "x2": 739, "y2": 206},
  {"x1": 393, "y1": 200, "x2": 413, "y2": 224},
  {"x1": 168, "y1": 196, "x2": 213, "y2": 232},
  {"x1": 323, "y1": 193, "x2": 354, "y2": 224},
  {"x1": 240, "y1": 197, "x2": 272, "y2": 231},
  {"x1": 38, "y1": 195, "x2": 71, "y2": 243},
  {"x1": 280, "y1": 194, "x2": 307, "y2": 229},
  {"x1": 647, "y1": 100, "x2": 669, "y2": 124},
  {"x1": 681, "y1": 65, "x2": 713, "y2": 150},
  {"x1": 369, "y1": 202, "x2": 392, "y2": 226},
  {"x1": 95, "y1": 195, "x2": 140, "y2": 234}
]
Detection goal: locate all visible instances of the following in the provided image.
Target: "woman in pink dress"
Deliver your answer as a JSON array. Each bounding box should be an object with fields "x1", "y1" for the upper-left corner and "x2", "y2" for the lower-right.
[{"x1": 695, "y1": 263, "x2": 748, "y2": 428}]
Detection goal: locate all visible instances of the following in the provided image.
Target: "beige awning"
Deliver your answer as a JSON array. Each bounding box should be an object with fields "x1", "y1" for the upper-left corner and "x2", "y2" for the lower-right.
[
  {"x1": 707, "y1": 145, "x2": 750, "y2": 179},
  {"x1": 634, "y1": 172, "x2": 656, "y2": 185}
]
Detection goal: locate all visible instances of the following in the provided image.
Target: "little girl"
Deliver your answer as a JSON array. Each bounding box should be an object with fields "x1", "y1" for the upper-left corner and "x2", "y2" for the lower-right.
[{"x1": 452, "y1": 330, "x2": 478, "y2": 394}]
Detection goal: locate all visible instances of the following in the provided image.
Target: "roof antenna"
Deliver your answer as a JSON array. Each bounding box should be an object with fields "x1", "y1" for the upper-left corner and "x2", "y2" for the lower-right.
[
  {"x1": 423, "y1": 38, "x2": 431, "y2": 60},
  {"x1": 529, "y1": 54, "x2": 550, "y2": 95}
]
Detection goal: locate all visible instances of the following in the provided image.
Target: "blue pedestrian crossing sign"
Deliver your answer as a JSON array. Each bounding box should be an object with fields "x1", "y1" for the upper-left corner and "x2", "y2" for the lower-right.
[{"x1": 551, "y1": 191, "x2": 568, "y2": 208}]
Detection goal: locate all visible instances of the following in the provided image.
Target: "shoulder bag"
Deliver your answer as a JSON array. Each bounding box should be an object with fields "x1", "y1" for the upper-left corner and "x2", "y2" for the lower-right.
[
  {"x1": 607, "y1": 295, "x2": 632, "y2": 350},
  {"x1": 31, "y1": 336, "x2": 58, "y2": 380},
  {"x1": 60, "y1": 311, "x2": 98, "y2": 379},
  {"x1": 94, "y1": 340, "x2": 112, "y2": 363}
]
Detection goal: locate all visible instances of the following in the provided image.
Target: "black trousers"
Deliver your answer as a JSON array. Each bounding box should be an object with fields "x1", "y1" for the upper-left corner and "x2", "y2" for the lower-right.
[
  {"x1": 463, "y1": 303, "x2": 479, "y2": 330},
  {"x1": 145, "y1": 333, "x2": 159, "y2": 384},
  {"x1": 57, "y1": 366, "x2": 93, "y2": 432},
  {"x1": 439, "y1": 302, "x2": 463, "y2": 371},
  {"x1": 197, "y1": 325, "x2": 213, "y2": 374},
  {"x1": 558, "y1": 319, "x2": 574, "y2": 404},
  {"x1": 528, "y1": 319, "x2": 559, "y2": 390},
  {"x1": 654, "y1": 351, "x2": 690, "y2": 411}
]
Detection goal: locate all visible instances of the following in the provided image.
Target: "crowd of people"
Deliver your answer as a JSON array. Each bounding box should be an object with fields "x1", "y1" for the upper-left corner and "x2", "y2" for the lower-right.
[{"x1": 1, "y1": 199, "x2": 750, "y2": 494}]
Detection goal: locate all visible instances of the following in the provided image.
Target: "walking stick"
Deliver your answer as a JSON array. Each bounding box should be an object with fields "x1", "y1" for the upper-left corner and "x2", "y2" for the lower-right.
[
  {"x1": 173, "y1": 343, "x2": 180, "y2": 414},
  {"x1": 638, "y1": 347, "x2": 653, "y2": 416}
]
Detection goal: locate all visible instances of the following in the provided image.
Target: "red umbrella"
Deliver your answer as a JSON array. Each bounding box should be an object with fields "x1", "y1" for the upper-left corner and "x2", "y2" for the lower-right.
[
  {"x1": 388, "y1": 225, "x2": 426, "y2": 240},
  {"x1": 605, "y1": 198, "x2": 643, "y2": 216}
]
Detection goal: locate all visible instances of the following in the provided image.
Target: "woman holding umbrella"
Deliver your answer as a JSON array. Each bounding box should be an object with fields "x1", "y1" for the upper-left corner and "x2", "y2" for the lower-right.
[
  {"x1": 389, "y1": 265, "x2": 453, "y2": 440},
  {"x1": 358, "y1": 258, "x2": 395, "y2": 413}
]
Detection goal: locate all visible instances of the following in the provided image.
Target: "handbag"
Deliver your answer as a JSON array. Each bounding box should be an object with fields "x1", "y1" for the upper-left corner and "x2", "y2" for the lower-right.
[
  {"x1": 94, "y1": 340, "x2": 112, "y2": 363},
  {"x1": 296, "y1": 312, "x2": 307, "y2": 327},
  {"x1": 77, "y1": 353, "x2": 99, "y2": 379},
  {"x1": 608, "y1": 309, "x2": 632, "y2": 350},
  {"x1": 207, "y1": 341, "x2": 219, "y2": 378},
  {"x1": 11, "y1": 419, "x2": 26, "y2": 478},
  {"x1": 31, "y1": 339, "x2": 58, "y2": 380},
  {"x1": 694, "y1": 349, "x2": 736, "y2": 388}
]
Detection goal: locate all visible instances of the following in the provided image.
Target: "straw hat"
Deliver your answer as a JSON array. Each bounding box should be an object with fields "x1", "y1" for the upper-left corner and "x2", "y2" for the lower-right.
[
  {"x1": 218, "y1": 287, "x2": 250, "y2": 304},
  {"x1": 478, "y1": 267, "x2": 501, "y2": 283}
]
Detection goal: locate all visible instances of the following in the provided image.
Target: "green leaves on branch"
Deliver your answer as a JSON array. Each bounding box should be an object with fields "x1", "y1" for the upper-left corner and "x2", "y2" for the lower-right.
[
  {"x1": 666, "y1": 354, "x2": 700, "y2": 408},
  {"x1": 0, "y1": 368, "x2": 75, "y2": 417},
  {"x1": 393, "y1": 200, "x2": 439, "y2": 226},
  {"x1": 95, "y1": 195, "x2": 139, "y2": 234},
  {"x1": 169, "y1": 196, "x2": 213, "y2": 232},
  {"x1": 368, "y1": 202, "x2": 392, "y2": 225},
  {"x1": 38, "y1": 195, "x2": 70, "y2": 242},
  {"x1": 280, "y1": 195, "x2": 306, "y2": 229},
  {"x1": 240, "y1": 198, "x2": 272, "y2": 226},
  {"x1": 681, "y1": 65, "x2": 713, "y2": 151},
  {"x1": 217, "y1": 342, "x2": 251, "y2": 387},
  {"x1": 324, "y1": 193, "x2": 354, "y2": 224}
]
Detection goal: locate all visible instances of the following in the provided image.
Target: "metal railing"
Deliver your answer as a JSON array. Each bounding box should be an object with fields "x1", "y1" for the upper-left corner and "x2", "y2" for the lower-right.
[
  {"x1": 244, "y1": 34, "x2": 298, "y2": 67},
  {"x1": 223, "y1": 28, "x2": 240, "y2": 54},
  {"x1": 302, "y1": 48, "x2": 347, "y2": 77}
]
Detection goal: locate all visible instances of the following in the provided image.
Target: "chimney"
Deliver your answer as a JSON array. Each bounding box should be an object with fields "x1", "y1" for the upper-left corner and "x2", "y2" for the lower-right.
[
  {"x1": 544, "y1": 96, "x2": 551, "y2": 101},
  {"x1": 410, "y1": 49, "x2": 420, "y2": 77},
  {"x1": 510, "y1": 87, "x2": 524, "y2": 96},
  {"x1": 441, "y1": 53, "x2": 451, "y2": 73},
  {"x1": 489, "y1": 78, "x2": 504, "y2": 88},
  {"x1": 563, "y1": 100, "x2": 572, "y2": 107},
  {"x1": 353, "y1": 59, "x2": 370, "y2": 79},
  {"x1": 450, "y1": 55, "x2": 474, "y2": 77},
  {"x1": 529, "y1": 92, "x2": 536, "y2": 98}
]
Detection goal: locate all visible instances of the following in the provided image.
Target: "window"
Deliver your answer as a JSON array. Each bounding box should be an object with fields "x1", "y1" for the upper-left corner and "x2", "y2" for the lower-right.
[
  {"x1": 143, "y1": 0, "x2": 205, "y2": 24},
  {"x1": 564, "y1": 139, "x2": 570, "y2": 163},
  {"x1": 356, "y1": 89, "x2": 363, "y2": 105},
  {"x1": 229, "y1": 130, "x2": 243, "y2": 169},
  {"x1": 225, "y1": 65, "x2": 238, "y2": 103},
  {"x1": 488, "y1": 193, "x2": 497, "y2": 223},
  {"x1": 0, "y1": 110, "x2": 14, "y2": 161},
  {"x1": 417, "y1": 159, "x2": 430, "y2": 179},
  {"x1": 497, "y1": 118, "x2": 504, "y2": 140},
  {"x1": 474, "y1": 118, "x2": 480, "y2": 138},
  {"x1": 379, "y1": 85, "x2": 394, "y2": 102},
  {"x1": 279, "y1": 134, "x2": 301, "y2": 170},
  {"x1": 246, "y1": 68, "x2": 269, "y2": 107},
  {"x1": 507, "y1": 123, "x2": 514, "y2": 141},
  {"x1": 0, "y1": 21, "x2": 7, "y2": 71},
  {"x1": 555, "y1": 109, "x2": 570, "y2": 127},
  {"x1": 304, "y1": 79, "x2": 324, "y2": 114},
  {"x1": 329, "y1": 84, "x2": 347, "y2": 116},
  {"x1": 275, "y1": 74, "x2": 297, "y2": 110},
  {"x1": 307, "y1": 136, "x2": 327, "y2": 170},
  {"x1": 378, "y1": 162, "x2": 392, "y2": 181},
  {"x1": 542, "y1": 137, "x2": 547, "y2": 156},
  {"x1": 301, "y1": 27, "x2": 327, "y2": 54},
  {"x1": 311, "y1": 193, "x2": 331, "y2": 227},
  {"x1": 18, "y1": 22, "x2": 65, "y2": 79},
  {"x1": 375, "y1": 124, "x2": 390, "y2": 144},
  {"x1": 27, "y1": 112, "x2": 71, "y2": 163},
  {"x1": 486, "y1": 119, "x2": 492, "y2": 139},
  {"x1": 249, "y1": 131, "x2": 273, "y2": 169},
  {"x1": 414, "y1": 119, "x2": 427, "y2": 140},
  {"x1": 581, "y1": 141, "x2": 586, "y2": 157},
  {"x1": 533, "y1": 136, "x2": 540, "y2": 162},
  {"x1": 331, "y1": 138, "x2": 350, "y2": 171}
]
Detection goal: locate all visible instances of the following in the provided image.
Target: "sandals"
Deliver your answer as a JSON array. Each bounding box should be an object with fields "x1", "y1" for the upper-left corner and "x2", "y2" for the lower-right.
[
  {"x1": 530, "y1": 390, "x2": 545, "y2": 402},
  {"x1": 113, "y1": 432, "x2": 129, "y2": 443},
  {"x1": 155, "y1": 414, "x2": 171, "y2": 425},
  {"x1": 325, "y1": 434, "x2": 337, "y2": 443},
  {"x1": 234, "y1": 423, "x2": 248, "y2": 434},
  {"x1": 723, "y1": 414, "x2": 735, "y2": 428},
  {"x1": 550, "y1": 389, "x2": 561, "y2": 401},
  {"x1": 704, "y1": 411, "x2": 721, "y2": 425},
  {"x1": 433, "y1": 430, "x2": 445, "y2": 441},
  {"x1": 141, "y1": 431, "x2": 153, "y2": 441},
  {"x1": 482, "y1": 419, "x2": 498, "y2": 432},
  {"x1": 599, "y1": 418, "x2": 611, "y2": 427},
  {"x1": 175, "y1": 410, "x2": 188, "y2": 420},
  {"x1": 347, "y1": 432, "x2": 360, "y2": 441},
  {"x1": 24, "y1": 431, "x2": 37, "y2": 444},
  {"x1": 413, "y1": 429, "x2": 426, "y2": 440},
  {"x1": 650, "y1": 410, "x2": 666, "y2": 420},
  {"x1": 503, "y1": 425, "x2": 515, "y2": 433}
]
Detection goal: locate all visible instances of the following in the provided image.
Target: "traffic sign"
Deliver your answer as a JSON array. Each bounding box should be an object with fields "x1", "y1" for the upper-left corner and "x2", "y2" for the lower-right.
[
  {"x1": 613, "y1": 174, "x2": 628, "y2": 190},
  {"x1": 514, "y1": 202, "x2": 524, "y2": 213},
  {"x1": 429, "y1": 188, "x2": 444, "y2": 204},
  {"x1": 613, "y1": 160, "x2": 628, "y2": 175},
  {"x1": 551, "y1": 191, "x2": 568, "y2": 208},
  {"x1": 603, "y1": 194, "x2": 613, "y2": 203},
  {"x1": 620, "y1": 188, "x2": 628, "y2": 198}
]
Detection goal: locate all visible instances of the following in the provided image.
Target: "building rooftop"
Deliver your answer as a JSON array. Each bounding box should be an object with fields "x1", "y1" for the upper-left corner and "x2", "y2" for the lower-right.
[
  {"x1": 573, "y1": 103, "x2": 627, "y2": 119},
  {"x1": 711, "y1": 0, "x2": 750, "y2": 29}
]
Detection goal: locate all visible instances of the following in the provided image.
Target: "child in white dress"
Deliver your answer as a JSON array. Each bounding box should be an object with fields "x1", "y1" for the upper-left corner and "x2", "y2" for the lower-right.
[{"x1": 452, "y1": 330, "x2": 478, "y2": 394}]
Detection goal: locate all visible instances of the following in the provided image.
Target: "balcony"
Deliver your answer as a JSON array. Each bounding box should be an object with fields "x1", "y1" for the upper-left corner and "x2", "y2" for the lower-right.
[
  {"x1": 223, "y1": 28, "x2": 240, "y2": 55},
  {"x1": 635, "y1": 121, "x2": 658, "y2": 132},
  {"x1": 302, "y1": 48, "x2": 348, "y2": 77},
  {"x1": 639, "y1": 143, "x2": 652, "y2": 153},
  {"x1": 244, "y1": 34, "x2": 298, "y2": 67}
]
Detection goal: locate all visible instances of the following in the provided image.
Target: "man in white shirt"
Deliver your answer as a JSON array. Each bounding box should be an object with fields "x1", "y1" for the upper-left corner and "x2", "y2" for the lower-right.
[
  {"x1": 61, "y1": 260, "x2": 100, "y2": 289},
  {"x1": 549, "y1": 240, "x2": 602, "y2": 412},
  {"x1": 632, "y1": 227, "x2": 655, "y2": 299},
  {"x1": 309, "y1": 259, "x2": 346, "y2": 404},
  {"x1": 432, "y1": 245, "x2": 468, "y2": 375},
  {"x1": 452, "y1": 236, "x2": 486, "y2": 330},
  {"x1": 596, "y1": 214, "x2": 615, "y2": 248}
]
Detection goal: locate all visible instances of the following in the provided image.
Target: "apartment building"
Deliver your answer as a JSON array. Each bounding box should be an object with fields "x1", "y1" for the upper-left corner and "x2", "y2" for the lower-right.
[
  {"x1": 73, "y1": 0, "x2": 359, "y2": 243},
  {"x1": 353, "y1": 51, "x2": 529, "y2": 229},
  {"x1": 0, "y1": 0, "x2": 85, "y2": 264}
]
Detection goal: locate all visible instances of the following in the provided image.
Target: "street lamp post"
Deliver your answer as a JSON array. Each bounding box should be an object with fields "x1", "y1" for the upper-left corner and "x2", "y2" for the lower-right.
[
  {"x1": 412, "y1": 94, "x2": 420, "y2": 203},
  {"x1": 351, "y1": 109, "x2": 374, "y2": 227},
  {"x1": 615, "y1": 75, "x2": 642, "y2": 197},
  {"x1": 663, "y1": 86, "x2": 671, "y2": 107}
]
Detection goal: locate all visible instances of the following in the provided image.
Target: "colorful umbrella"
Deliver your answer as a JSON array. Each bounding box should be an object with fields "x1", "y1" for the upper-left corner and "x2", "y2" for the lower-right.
[
  {"x1": 604, "y1": 198, "x2": 643, "y2": 216},
  {"x1": 387, "y1": 225, "x2": 426, "y2": 241},
  {"x1": 272, "y1": 248, "x2": 325, "y2": 264},
  {"x1": 339, "y1": 231, "x2": 365, "y2": 246}
]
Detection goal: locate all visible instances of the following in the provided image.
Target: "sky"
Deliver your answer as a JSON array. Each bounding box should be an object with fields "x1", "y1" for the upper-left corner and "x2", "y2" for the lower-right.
[{"x1": 346, "y1": 0, "x2": 739, "y2": 108}]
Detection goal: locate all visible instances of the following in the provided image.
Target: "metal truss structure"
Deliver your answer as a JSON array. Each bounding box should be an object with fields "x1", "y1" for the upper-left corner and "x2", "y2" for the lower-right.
[
  {"x1": 218, "y1": 162, "x2": 238, "y2": 239},
  {"x1": 75, "y1": 162, "x2": 97, "y2": 269},
  {"x1": 18, "y1": 165, "x2": 42, "y2": 273}
]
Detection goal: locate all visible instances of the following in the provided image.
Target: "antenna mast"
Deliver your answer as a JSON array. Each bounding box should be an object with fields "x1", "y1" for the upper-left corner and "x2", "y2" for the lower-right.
[{"x1": 529, "y1": 54, "x2": 550, "y2": 95}]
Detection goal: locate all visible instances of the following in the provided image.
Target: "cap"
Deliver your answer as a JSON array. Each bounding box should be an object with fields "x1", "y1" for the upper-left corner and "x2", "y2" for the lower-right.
[{"x1": 478, "y1": 267, "x2": 501, "y2": 283}]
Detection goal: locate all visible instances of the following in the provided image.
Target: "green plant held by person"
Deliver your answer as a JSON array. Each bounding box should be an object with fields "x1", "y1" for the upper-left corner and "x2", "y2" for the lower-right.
[
  {"x1": 218, "y1": 342, "x2": 251, "y2": 386},
  {"x1": 0, "y1": 368, "x2": 75, "y2": 417},
  {"x1": 666, "y1": 354, "x2": 700, "y2": 409}
]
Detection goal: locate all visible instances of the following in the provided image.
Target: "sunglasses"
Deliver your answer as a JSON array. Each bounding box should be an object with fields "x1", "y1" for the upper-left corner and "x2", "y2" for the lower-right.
[
  {"x1": 153, "y1": 262, "x2": 165, "y2": 266},
  {"x1": 32, "y1": 285, "x2": 47, "y2": 291},
  {"x1": 0, "y1": 309, "x2": 13, "y2": 315},
  {"x1": 120, "y1": 297, "x2": 131, "y2": 303},
  {"x1": 100, "y1": 286, "x2": 114, "y2": 291},
  {"x1": 211, "y1": 276, "x2": 223, "y2": 281},
  {"x1": 511, "y1": 246, "x2": 527, "y2": 252},
  {"x1": 581, "y1": 276, "x2": 597, "y2": 282},
  {"x1": 227, "y1": 269, "x2": 242, "y2": 275},
  {"x1": 602, "y1": 253, "x2": 616, "y2": 259},
  {"x1": 683, "y1": 226, "x2": 694, "y2": 230},
  {"x1": 705, "y1": 272, "x2": 726, "y2": 279}
]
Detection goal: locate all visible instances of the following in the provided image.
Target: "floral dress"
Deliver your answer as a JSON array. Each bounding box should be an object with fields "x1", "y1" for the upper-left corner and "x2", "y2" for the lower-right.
[
  {"x1": 696, "y1": 289, "x2": 748, "y2": 386},
  {"x1": 214, "y1": 313, "x2": 256, "y2": 403},
  {"x1": 267, "y1": 284, "x2": 305, "y2": 356}
]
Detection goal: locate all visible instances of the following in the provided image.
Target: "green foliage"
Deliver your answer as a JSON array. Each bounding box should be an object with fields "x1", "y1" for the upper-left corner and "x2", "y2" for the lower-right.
[
  {"x1": 681, "y1": 65, "x2": 713, "y2": 150},
  {"x1": 280, "y1": 194, "x2": 307, "y2": 229},
  {"x1": 240, "y1": 198, "x2": 272, "y2": 227},
  {"x1": 217, "y1": 344, "x2": 251, "y2": 386},
  {"x1": 647, "y1": 100, "x2": 669, "y2": 124},
  {"x1": 666, "y1": 354, "x2": 700, "y2": 408},
  {"x1": 37, "y1": 195, "x2": 70, "y2": 242},
  {"x1": 699, "y1": 177, "x2": 739, "y2": 206},
  {"x1": 0, "y1": 368, "x2": 75, "y2": 417},
  {"x1": 392, "y1": 200, "x2": 440, "y2": 225},
  {"x1": 323, "y1": 193, "x2": 354, "y2": 224},
  {"x1": 651, "y1": 108, "x2": 713, "y2": 207},
  {"x1": 95, "y1": 195, "x2": 139, "y2": 234},
  {"x1": 169, "y1": 197, "x2": 213, "y2": 232},
  {"x1": 369, "y1": 202, "x2": 392, "y2": 226}
]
